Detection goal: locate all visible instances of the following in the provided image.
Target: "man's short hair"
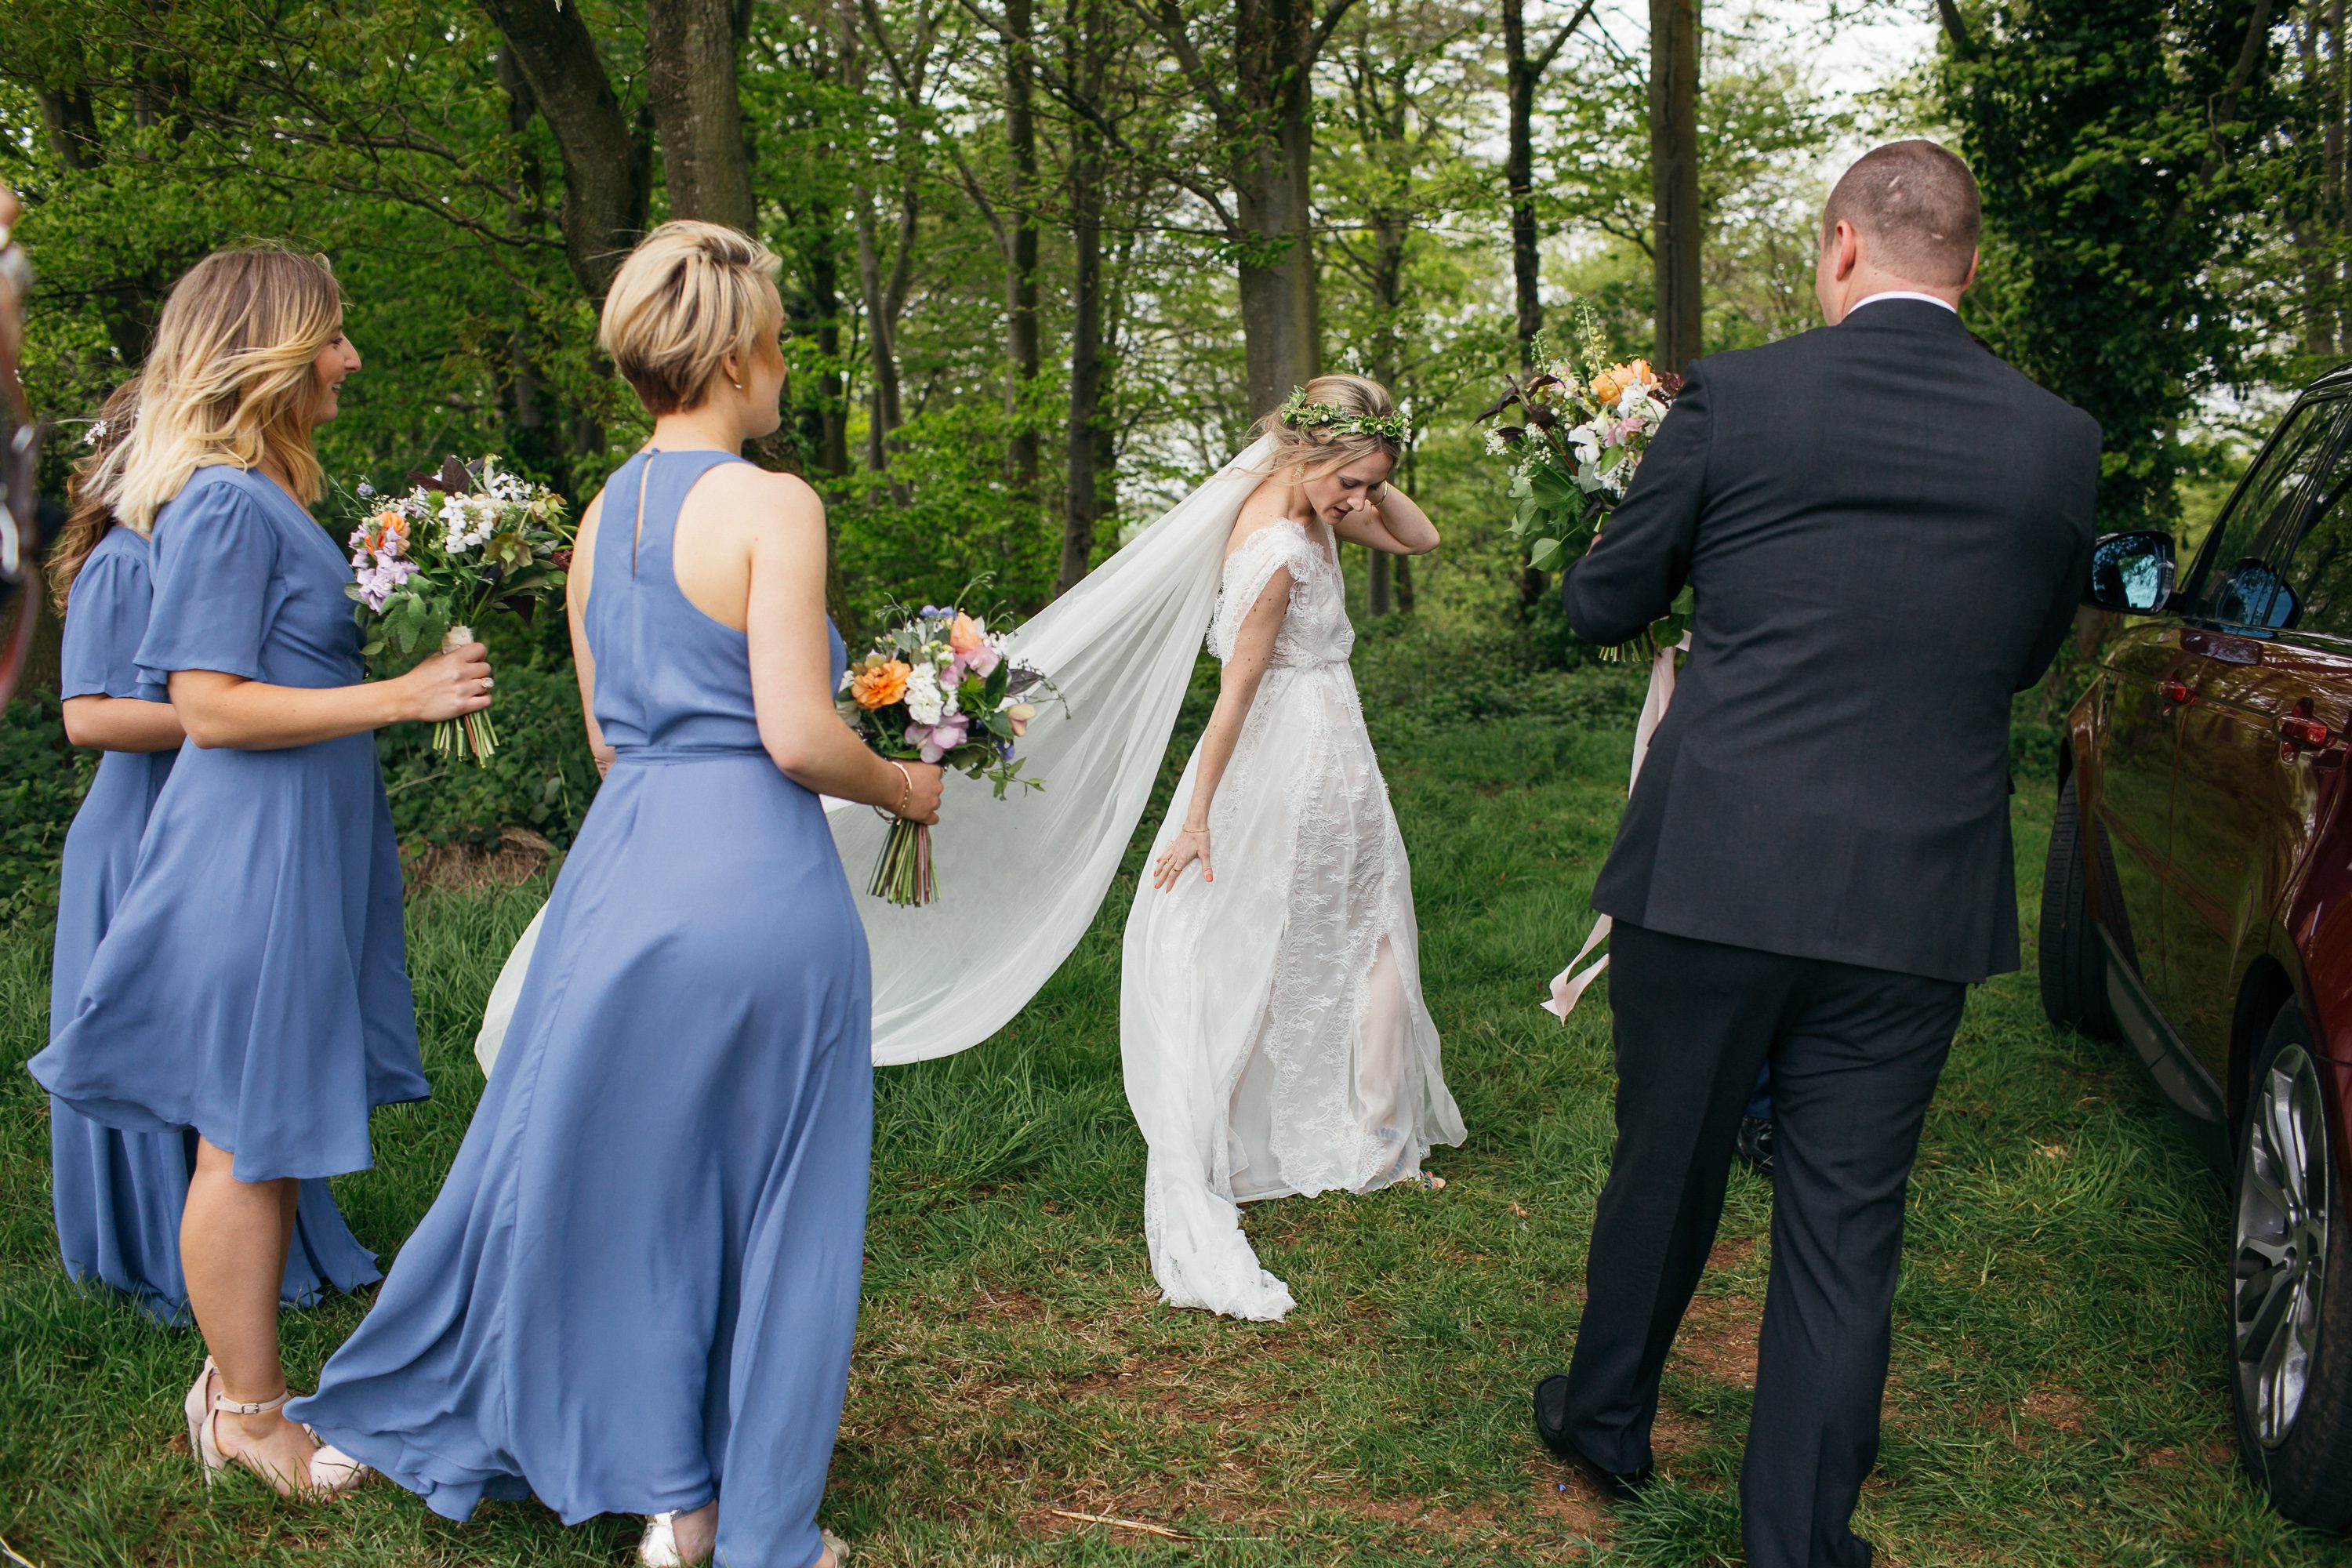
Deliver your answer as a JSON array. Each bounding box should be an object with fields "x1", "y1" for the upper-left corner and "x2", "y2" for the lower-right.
[{"x1": 1821, "y1": 140, "x2": 1980, "y2": 287}]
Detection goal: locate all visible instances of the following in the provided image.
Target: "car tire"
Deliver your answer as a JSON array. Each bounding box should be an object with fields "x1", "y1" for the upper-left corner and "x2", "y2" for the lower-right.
[
  {"x1": 2232, "y1": 1003, "x2": 2352, "y2": 1528},
  {"x1": 2039, "y1": 774, "x2": 2120, "y2": 1040}
]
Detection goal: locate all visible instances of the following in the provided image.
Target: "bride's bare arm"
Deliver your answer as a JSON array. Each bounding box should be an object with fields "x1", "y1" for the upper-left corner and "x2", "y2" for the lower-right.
[
  {"x1": 1330, "y1": 481, "x2": 1440, "y2": 556},
  {"x1": 1151, "y1": 568, "x2": 1291, "y2": 891}
]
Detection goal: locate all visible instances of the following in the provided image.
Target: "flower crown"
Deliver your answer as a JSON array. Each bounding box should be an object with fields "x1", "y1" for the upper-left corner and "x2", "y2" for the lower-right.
[{"x1": 1277, "y1": 387, "x2": 1412, "y2": 447}]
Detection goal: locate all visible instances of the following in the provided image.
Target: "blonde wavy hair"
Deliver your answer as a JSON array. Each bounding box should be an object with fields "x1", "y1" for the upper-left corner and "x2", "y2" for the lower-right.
[
  {"x1": 1250, "y1": 372, "x2": 1406, "y2": 476},
  {"x1": 45, "y1": 377, "x2": 142, "y2": 612},
  {"x1": 599, "y1": 221, "x2": 785, "y2": 416},
  {"x1": 116, "y1": 245, "x2": 347, "y2": 531}
]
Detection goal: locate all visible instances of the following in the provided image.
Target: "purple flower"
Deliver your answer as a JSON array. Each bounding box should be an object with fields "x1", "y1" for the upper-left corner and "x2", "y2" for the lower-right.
[{"x1": 919, "y1": 714, "x2": 969, "y2": 763}]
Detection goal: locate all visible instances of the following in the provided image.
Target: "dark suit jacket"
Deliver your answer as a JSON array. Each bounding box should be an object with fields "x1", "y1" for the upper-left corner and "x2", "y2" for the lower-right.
[{"x1": 1561, "y1": 299, "x2": 2100, "y2": 983}]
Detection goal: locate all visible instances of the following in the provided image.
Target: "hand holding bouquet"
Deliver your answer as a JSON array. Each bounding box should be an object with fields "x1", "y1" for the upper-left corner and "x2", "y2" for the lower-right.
[
  {"x1": 1479, "y1": 309, "x2": 1687, "y2": 657},
  {"x1": 344, "y1": 456, "x2": 572, "y2": 764},
  {"x1": 837, "y1": 593, "x2": 1054, "y2": 906}
]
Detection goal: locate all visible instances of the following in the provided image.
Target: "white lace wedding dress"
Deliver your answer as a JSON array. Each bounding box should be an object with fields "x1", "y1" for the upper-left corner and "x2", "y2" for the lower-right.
[{"x1": 1121, "y1": 518, "x2": 1464, "y2": 1322}]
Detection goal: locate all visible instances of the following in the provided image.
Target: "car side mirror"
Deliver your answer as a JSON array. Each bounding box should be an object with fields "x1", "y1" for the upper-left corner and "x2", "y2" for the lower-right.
[{"x1": 2085, "y1": 530, "x2": 2176, "y2": 615}]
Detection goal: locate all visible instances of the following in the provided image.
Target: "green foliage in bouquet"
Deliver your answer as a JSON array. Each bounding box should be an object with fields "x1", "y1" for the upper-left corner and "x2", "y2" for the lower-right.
[{"x1": 1479, "y1": 309, "x2": 1691, "y2": 658}]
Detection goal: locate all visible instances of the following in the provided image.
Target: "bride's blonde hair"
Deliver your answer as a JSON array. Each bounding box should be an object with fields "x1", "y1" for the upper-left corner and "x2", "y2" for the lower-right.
[
  {"x1": 1252, "y1": 373, "x2": 1406, "y2": 475},
  {"x1": 116, "y1": 245, "x2": 347, "y2": 532}
]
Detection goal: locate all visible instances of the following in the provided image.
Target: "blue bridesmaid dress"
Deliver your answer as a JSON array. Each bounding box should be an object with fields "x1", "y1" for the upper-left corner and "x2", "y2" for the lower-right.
[
  {"x1": 32, "y1": 465, "x2": 426, "y2": 1183},
  {"x1": 290, "y1": 451, "x2": 873, "y2": 1568},
  {"x1": 46, "y1": 523, "x2": 382, "y2": 1323}
]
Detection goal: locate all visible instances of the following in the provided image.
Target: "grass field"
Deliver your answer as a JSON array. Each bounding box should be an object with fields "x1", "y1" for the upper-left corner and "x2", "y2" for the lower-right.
[{"x1": 0, "y1": 630, "x2": 2341, "y2": 1566}]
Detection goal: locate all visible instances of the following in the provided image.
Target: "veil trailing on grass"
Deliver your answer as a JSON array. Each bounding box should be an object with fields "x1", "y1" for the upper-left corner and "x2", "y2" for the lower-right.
[{"x1": 474, "y1": 436, "x2": 1279, "y2": 1074}]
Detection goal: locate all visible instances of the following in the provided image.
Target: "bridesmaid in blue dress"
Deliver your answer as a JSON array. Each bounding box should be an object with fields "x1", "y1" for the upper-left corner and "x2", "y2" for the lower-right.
[
  {"x1": 29, "y1": 247, "x2": 495, "y2": 1496},
  {"x1": 291, "y1": 222, "x2": 942, "y2": 1568},
  {"x1": 44, "y1": 379, "x2": 380, "y2": 1326}
]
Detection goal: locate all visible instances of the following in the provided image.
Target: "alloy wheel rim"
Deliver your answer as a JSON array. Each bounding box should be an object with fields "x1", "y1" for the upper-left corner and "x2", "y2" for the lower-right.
[{"x1": 2234, "y1": 1040, "x2": 2331, "y2": 1449}]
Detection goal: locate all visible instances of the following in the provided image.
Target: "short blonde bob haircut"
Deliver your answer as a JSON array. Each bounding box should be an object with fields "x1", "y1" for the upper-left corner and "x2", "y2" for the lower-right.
[
  {"x1": 1251, "y1": 373, "x2": 1404, "y2": 475},
  {"x1": 117, "y1": 245, "x2": 346, "y2": 532},
  {"x1": 600, "y1": 221, "x2": 785, "y2": 416}
]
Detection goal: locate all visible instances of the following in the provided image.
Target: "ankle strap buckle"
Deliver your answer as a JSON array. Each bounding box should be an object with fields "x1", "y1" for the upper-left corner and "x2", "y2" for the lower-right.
[{"x1": 212, "y1": 1388, "x2": 290, "y2": 1417}]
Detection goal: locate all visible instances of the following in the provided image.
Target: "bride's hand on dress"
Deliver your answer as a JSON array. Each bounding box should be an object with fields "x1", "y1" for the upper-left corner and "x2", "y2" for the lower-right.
[{"x1": 1152, "y1": 826, "x2": 1212, "y2": 891}]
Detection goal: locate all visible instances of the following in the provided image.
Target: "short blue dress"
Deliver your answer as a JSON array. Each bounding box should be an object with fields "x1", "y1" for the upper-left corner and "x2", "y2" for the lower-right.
[
  {"x1": 46, "y1": 524, "x2": 381, "y2": 1322},
  {"x1": 32, "y1": 465, "x2": 426, "y2": 1184},
  {"x1": 291, "y1": 451, "x2": 873, "y2": 1568}
]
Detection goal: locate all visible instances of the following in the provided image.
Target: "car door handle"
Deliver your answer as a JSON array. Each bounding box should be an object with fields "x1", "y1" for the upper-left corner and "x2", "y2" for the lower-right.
[
  {"x1": 2160, "y1": 679, "x2": 2195, "y2": 705},
  {"x1": 2183, "y1": 629, "x2": 2265, "y2": 665}
]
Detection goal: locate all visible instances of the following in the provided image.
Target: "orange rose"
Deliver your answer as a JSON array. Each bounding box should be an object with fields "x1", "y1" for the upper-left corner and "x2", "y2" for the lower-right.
[
  {"x1": 949, "y1": 612, "x2": 985, "y2": 655},
  {"x1": 851, "y1": 659, "x2": 911, "y2": 710},
  {"x1": 1591, "y1": 359, "x2": 1657, "y2": 407},
  {"x1": 365, "y1": 509, "x2": 409, "y2": 554}
]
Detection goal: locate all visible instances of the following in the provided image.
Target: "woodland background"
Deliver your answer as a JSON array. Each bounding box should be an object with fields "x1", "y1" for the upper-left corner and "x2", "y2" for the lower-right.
[{"x1": 0, "y1": 0, "x2": 2342, "y2": 881}]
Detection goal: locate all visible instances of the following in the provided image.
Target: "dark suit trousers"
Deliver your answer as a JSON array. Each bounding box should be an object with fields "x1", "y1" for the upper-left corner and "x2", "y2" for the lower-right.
[{"x1": 1561, "y1": 921, "x2": 1965, "y2": 1568}]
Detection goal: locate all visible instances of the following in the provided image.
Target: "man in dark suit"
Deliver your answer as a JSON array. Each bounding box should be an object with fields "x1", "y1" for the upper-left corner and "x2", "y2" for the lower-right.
[{"x1": 1532, "y1": 141, "x2": 2100, "y2": 1568}]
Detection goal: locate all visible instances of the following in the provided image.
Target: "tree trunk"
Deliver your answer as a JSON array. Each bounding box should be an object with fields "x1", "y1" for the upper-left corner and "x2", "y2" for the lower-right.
[
  {"x1": 789, "y1": 209, "x2": 854, "y2": 478},
  {"x1": 1503, "y1": 0, "x2": 1542, "y2": 365},
  {"x1": 2324, "y1": 0, "x2": 2343, "y2": 352},
  {"x1": 479, "y1": 0, "x2": 653, "y2": 301},
  {"x1": 854, "y1": 194, "x2": 904, "y2": 471},
  {"x1": 1230, "y1": 0, "x2": 1323, "y2": 415},
  {"x1": 645, "y1": 0, "x2": 758, "y2": 231},
  {"x1": 1059, "y1": 125, "x2": 1108, "y2": 594},
  {"x1": 1004, "y1": 0, "x2": 1043, "y2": 494},
  {"x1": 1648, "y1": 0, "x2": 1703, "y2": 371}
]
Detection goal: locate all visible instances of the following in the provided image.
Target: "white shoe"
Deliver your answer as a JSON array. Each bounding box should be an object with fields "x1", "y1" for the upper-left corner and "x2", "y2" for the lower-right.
[{"x1": 638, "y1": 1513, "x2": 688, "y2": 1568}]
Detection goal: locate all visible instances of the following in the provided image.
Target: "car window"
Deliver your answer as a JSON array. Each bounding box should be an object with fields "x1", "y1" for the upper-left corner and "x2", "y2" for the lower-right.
[
  {"x1": 2277, "y1": 411, "x2": 2352, "y2": 637},
  {"x1": 2175, "y1": 399, "x2": 2346, "y2": 627}
]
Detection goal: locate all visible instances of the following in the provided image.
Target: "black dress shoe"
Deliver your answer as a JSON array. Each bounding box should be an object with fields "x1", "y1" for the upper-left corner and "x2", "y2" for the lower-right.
[
  {"x1": 1735, "y1": 1115, "x2": 1775, "y2": 1179},
  {"x1": 1531, "y1": 1374, "x2": 1655, "y2": 1501}
]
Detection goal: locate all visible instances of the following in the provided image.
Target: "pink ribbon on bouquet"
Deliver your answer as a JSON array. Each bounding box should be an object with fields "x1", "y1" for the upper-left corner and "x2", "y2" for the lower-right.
[{"x1": 1544, "y1": 633, "x2": 1691, "y2": 1020}]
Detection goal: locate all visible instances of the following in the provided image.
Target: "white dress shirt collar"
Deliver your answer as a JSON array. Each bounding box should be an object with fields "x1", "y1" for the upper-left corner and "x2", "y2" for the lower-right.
[{"x1": 1846, "y1": 290, "x2": 1959, "y2": 316}]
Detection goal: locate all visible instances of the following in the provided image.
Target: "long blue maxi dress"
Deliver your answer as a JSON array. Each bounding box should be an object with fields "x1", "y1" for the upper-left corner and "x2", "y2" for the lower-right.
[
  {"x1": 32, "y1": 465, "x2": 426, "y2": 1183},
  {"x1": 290, "y1": 450, "x2": 874, "y2": 1568},
  {"x1": 47, "y1": 523, "x2": 382, "y2": 1323}
]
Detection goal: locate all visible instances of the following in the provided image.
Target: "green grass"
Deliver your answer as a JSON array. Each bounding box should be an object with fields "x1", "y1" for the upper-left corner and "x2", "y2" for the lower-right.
[{"x1": 1, "y1": 630, "x2": 2343, "y2": 1566}]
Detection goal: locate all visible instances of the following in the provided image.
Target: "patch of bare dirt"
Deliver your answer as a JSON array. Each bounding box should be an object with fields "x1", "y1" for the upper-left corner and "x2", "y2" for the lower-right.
[
  {"x1": 402, "y1": 827, "x2": 554, "y2": 891},
  {"x1": 1668, "y1": 1290, "x2": 1760, "y2": 1391}
]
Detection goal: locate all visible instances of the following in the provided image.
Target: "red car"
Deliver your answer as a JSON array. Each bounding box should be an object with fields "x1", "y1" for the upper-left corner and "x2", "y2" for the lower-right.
[{"x1": 2048, "y1": 378, "x2": 2352, "y2": 1526}]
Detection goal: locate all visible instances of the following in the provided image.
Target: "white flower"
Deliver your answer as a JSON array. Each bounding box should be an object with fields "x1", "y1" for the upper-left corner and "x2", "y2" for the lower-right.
[
  {"x1": 905, "y1": 665, "x2": 943, "y2": 725},
  {"x1": 1615, "y1": 382, "x2": 1650, "y2": 419},
  {"x1": 82, "y1": 419, "x2": 107, "y2": 448},
  {"x1": 1484, "y1": 430, "x2": 1510, "y2": 456}
]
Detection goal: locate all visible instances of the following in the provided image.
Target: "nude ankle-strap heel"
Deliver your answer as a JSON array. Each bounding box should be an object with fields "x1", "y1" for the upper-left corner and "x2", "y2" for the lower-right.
[{"x1": 181, "y1": 1358, "x2": 372, "y2": 1497}]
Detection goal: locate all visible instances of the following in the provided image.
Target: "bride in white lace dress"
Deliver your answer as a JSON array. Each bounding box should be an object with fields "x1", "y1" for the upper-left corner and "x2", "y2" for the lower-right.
[
  {"x1": 1123, "y1": 375, "x2": 1465, "y2": 1321},
  {"x1": 474, "y1": 375, "x2": 1459, "y2": 1325}
]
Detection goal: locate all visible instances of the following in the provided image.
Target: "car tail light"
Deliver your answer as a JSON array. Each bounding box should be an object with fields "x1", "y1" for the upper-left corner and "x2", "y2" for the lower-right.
[{"x1": 2281, "y1": 713, "x2": 2334, "y2": 750}]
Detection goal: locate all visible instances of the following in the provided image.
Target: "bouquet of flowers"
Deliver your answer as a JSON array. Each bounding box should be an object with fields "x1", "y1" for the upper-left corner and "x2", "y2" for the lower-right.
[
  {"x1": 837, "y1": 593, "x2": 1053, "y2": 906},
  {"x1": 344, "y1": 455, "x2": 572, "y2": 765},
  {"x1": 1479, "y1": 308, "x2": 1687, "y2": 656}
]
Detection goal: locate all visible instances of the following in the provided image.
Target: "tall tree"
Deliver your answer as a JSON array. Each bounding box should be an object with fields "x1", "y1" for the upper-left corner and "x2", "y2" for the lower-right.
[
  {"x1": 478, "y1": 0, "x2": 654, "y2": 301},
  {"x1": 1649, "y1": 0, "x2": 1702, "y2": 370},
  {"x1": 1002, "y1": 0, "x2": 1044, "y2": 496},
  {"x1": 646, "y1": 0, "x2": 759, "y2": 230},
  {"x1": 1501, "y1": 0, "x2": 1598, "y2": 364},
  {"x1": 1033, "y1": 0, "x2": 1359, "y2": 414},
  {"x1": 1942, "y1": 0, "x2": 2281, "y2": 530}
]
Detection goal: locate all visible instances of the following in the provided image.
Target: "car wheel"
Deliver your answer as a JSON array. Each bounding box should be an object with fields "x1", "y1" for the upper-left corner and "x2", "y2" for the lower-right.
[
  {"x1": 2038, "y1": 774, "x2": 2119, "y2": 1040},
  {"x1": 2232, "y1": 1003, "x2": 2352, "y2": 1527}
]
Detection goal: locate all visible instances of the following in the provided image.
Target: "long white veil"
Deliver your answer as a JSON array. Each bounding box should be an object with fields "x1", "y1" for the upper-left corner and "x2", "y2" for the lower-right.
[{"x1": 474, "y1": 436, "x2": 1276, "y2": 1074}]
